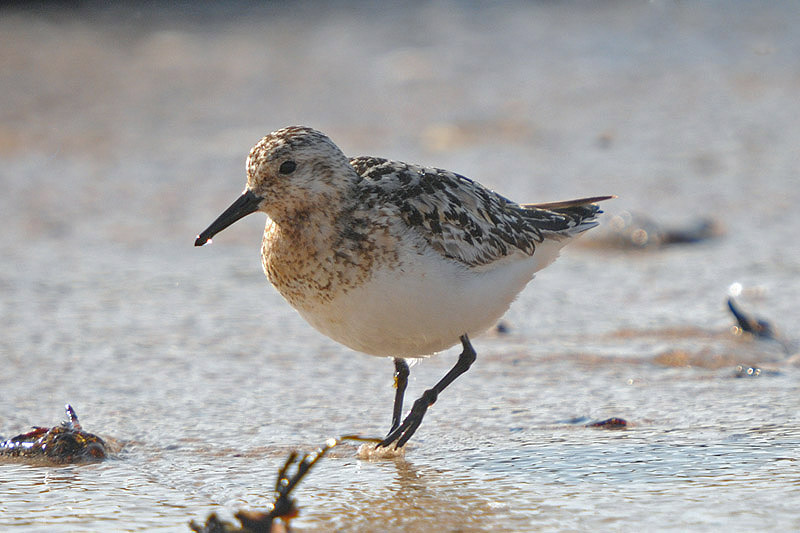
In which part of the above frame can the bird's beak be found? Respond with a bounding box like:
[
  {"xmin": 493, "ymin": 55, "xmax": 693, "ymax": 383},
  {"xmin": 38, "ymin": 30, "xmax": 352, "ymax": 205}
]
[{"xmin": 195, "ymin": 189, "xmax": 262, "ymax": 246}]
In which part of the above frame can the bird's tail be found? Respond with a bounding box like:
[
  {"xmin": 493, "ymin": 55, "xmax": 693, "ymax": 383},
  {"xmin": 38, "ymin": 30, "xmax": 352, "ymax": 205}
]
[{"xmin": 520, "ymin": 195, "xmax": 615, "ymax": 235}]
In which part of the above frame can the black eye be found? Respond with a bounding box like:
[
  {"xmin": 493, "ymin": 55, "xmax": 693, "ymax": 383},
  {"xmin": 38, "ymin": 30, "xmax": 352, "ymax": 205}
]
[{"xmin": 279, "ymin": 160, "xmax": 296, "ymax": 174}]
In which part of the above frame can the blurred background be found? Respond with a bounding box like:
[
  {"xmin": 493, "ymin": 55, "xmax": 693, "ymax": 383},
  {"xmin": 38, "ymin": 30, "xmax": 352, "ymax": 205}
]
[{"xmin": 1, "ymin": 1, "xmax": 798, "ymax": 531}]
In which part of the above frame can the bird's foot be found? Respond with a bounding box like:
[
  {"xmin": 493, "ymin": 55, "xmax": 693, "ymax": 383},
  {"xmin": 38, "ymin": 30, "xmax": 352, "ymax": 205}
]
[{"xmin": 377, "ymin": 389, "xmax": 437, "ymax": 449}]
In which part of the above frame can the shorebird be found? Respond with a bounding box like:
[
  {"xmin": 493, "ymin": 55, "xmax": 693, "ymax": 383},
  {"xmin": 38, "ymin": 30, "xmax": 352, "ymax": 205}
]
[{"xmin": 196, "ymin": 126, "xmax": 611, "ymax": 449}]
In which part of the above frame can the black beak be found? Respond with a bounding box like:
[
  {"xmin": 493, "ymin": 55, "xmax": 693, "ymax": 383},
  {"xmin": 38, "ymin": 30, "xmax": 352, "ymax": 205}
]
[{"xmin": 195, "ymin": 189, "xmax": 262, "ymax": 246}]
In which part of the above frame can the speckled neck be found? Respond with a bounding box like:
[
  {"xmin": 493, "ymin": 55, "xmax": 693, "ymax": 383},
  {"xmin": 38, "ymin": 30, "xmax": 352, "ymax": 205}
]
[{"xmin": 260, "ymin": 201, "xmax": 399, "ymax": 310}]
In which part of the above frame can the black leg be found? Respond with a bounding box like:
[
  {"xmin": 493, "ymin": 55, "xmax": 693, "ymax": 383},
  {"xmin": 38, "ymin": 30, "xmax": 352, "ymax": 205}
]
[
  {"xmin": 390, "ymin": 358, "xmax": 410, "ymax": 433},
  {"xmin": 378, "ymin": 334, "xmax": 477, "ymax": 449}
]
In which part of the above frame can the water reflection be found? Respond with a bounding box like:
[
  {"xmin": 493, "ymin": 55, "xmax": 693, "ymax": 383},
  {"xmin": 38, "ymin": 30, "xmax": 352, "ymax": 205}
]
[{"xmin": 2, "ymin": 1, "xmax": 800, "ymax": 531}]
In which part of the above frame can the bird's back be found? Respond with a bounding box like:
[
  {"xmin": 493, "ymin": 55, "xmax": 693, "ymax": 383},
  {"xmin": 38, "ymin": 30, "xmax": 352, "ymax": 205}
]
[{"xmin": 349, "ymin": 156, "xmax": 609, "ymax": 270}]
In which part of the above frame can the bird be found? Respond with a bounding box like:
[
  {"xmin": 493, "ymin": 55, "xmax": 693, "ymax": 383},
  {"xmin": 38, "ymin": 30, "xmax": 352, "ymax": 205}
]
[{"xmin": 195, "ymin": 125, "xmax": 612, "ymax": 449}]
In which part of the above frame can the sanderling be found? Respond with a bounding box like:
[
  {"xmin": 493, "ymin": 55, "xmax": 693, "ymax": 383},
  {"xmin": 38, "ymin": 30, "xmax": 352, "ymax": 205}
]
[{"xmin": 196, "ymin": 126, "xmax": 612, "ymax": 449}]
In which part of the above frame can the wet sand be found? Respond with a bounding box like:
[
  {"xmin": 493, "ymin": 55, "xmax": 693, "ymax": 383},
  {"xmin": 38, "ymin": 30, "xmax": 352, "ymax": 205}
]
[{"xmin": 1, "ymin": 1, "xmax": 799, "ymax": 531}]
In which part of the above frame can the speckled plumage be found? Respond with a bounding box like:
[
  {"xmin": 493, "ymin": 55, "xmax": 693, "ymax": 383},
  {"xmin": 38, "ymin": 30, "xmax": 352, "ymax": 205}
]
[
  {"xmin": 198, "ymin": 125, "xmax": 609, "ymax": 357},
  {"xmin": 348, "ymin": 156, "xmax": 603, "ymax": 268},
  {"xmin": 196, "ymin": 126, "xmax": 611, "ymax": 448}
]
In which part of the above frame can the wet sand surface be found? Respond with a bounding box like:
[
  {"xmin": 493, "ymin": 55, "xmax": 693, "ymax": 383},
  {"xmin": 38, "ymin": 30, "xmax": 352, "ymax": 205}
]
[{"xmin": 1, "ymin": 1, "xmax": 799, "ymax": 531}]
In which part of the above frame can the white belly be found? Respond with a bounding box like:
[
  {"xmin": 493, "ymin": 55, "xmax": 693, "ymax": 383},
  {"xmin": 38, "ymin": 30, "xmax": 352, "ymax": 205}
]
[{"xmin": 295, "ymin": 240, "xmax": 567, "ymax": 358}]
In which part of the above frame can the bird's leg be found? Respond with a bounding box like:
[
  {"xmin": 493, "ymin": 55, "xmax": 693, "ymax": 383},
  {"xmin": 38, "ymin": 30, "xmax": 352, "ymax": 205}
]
[
  {"xmin": 390, "ymin": 358, "xmax": 410, "ymax": 434},
  {"xmin": 378, "ymin": 334, "xmax": 477, "ymax": 449}
]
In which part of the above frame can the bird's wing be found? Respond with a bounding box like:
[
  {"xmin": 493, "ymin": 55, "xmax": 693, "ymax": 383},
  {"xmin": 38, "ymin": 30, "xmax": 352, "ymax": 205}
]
[{"xmin": 350, "ymin": 157, "xmax": 611, "ymax": 267}]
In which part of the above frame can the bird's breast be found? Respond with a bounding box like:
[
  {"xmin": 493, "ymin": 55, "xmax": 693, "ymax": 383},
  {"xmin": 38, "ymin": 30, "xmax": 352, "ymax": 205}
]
[{"xmin": 260, "ymin": 216, "xmax": 400, "ymax": 311}]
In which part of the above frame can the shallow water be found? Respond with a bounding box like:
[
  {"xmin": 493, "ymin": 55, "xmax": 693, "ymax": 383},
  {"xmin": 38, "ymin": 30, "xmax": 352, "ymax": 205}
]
[{"xmin": 1, "ymin": 1, "xmax": 799, "ymax": 531}]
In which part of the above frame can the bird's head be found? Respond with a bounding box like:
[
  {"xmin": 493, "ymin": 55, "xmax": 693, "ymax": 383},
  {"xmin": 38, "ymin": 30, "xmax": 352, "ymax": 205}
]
[{"xmin": 195, "ymin": 126, "xmax": 356, "ymax": 246}]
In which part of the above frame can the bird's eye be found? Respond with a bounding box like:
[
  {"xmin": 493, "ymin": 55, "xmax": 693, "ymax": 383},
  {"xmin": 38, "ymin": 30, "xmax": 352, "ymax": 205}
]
[{"xmin": 279, "ymin": 160, "xmax": 296, "ymax": 174}]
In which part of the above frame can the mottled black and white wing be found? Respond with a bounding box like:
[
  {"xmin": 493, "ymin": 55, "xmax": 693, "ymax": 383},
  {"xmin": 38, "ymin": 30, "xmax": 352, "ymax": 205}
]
[{"xmin": 350, "ymin": 156, "xmax": 611, "ymax": 267}]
